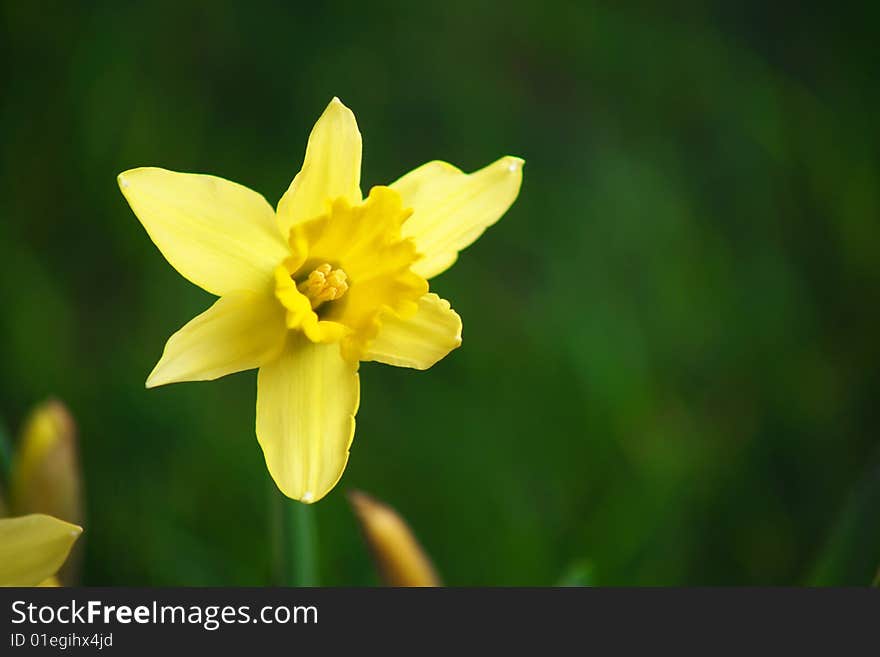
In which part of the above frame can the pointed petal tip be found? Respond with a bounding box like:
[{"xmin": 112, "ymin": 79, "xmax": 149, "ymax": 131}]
[
  {"xmin": 267, "ymin": 458, "xmax": 351, "ymax": 505},
  {"xmin": 145, "ymin": 369, "xmax": 163, "ymax": 389},
  {"xmin": 327, "ymin": 96, "xmax": 351, "ymax": 112},
  {"xmin": 274, "ymin": 483, "xmax": 327, "ymax": 504},
  {"xmin": 320, "ymin": 96, "xmax": 358, "ymax": 128},
  {"xmin": 502, "ymin": 156, "xmax": 525, "ymax": 172},
  {"xmin": 33, "ymin": 513, "xmax": 83, "ymax": 538},
  {"xmin": 117, "ymin": 167, "xmax": 153, "ymax": 191}
]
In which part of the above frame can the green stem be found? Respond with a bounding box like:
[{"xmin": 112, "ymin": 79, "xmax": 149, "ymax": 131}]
[
  {"xmin": 288, "ymin": 501, "xmax": 318, "ymax": 586},
  {"xmin": 272, "ymin": 489, "xmax": 319, "ymax": 586}
]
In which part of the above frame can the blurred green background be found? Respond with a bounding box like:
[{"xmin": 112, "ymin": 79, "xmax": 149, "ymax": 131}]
[{"xmin": 1, "ymin": 1, "xmax": 878, "ymax": 585}]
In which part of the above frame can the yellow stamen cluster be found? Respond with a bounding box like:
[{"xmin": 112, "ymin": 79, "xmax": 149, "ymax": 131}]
[{"xmin": 297, "ymin": 263, "xmax": 349, "ymax": 309}]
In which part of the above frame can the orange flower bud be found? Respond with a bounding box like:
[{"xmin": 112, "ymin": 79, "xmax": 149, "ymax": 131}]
[{"xmin": 348, "ymin": 490, "xmax": 441, "ymax": 587}]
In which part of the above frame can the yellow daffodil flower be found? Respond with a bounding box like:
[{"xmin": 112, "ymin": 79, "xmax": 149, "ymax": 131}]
[
  {"xmin": 0, "ymin": 514, "xmax": 82, "ymax": 586},
  {"xmin": 118, "ymin": 97, "xmax": 523, "ymax": 503}
]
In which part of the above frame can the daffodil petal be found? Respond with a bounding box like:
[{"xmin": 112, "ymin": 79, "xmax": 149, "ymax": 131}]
[
  {"xmin": 147, "ymin": 292, "xmax": 287, "ymax": 388},
  {"xmin": 118, "ymin": 167, "xmax": 289, "ymax": 296},
  {"xmin": 277, "ymin": 98, "xmax": 363, "ymax": 238},
  {"xmin": 392, "ymin": 156, "xmax": 524, "ymax": 279},
  {"xmin": 364, "ymin": 293, "xmax": 462, "ymax": 370},
  {"xmin": 0, "ymin": 515, "xmax": 82, "ymax": 587},
  {"xmin": 256, "ymin": 334, "xmax": 360, "ymax": 503}
]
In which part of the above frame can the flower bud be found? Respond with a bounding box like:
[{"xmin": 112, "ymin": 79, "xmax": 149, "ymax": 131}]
[
  {"xmin": 348, "ymin": 490, "xmax": 441, "ymax": 587},
  {"xmin": 11, "ymin": 400, "xmax": 84, "ymax": 584}
]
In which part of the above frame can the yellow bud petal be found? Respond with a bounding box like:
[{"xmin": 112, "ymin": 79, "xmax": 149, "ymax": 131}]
[
  {"xmin": 11, "ymin": 400, "xmax": 84, "ymax": 584},
  {"xmin": 348, "ymin": 490, "xmax": 441, "ymax": 587},
  {"xmin": 12, "ymin": 400, "xmax": 83, "ymax": 523}
]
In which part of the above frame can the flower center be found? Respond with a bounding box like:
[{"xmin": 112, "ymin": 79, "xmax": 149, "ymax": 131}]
[{"xmin": 296, "ymin": 263, "xmax": 349, "ymax": 309}]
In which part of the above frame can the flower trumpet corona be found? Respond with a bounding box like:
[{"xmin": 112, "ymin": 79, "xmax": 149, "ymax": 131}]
[{"xmin": 119, "ymin": 97, "xmax": 523, "ymax": 503}]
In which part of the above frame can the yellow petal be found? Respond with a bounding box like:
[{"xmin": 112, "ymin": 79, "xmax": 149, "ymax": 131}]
[
  {"xmin": 0, "ymin": 515, "xmax": 82, "ymax": 587},
  {"xmin": 118, "ymin": 168, "xmax": 289, "ymax": 296},
  {"xmin": 348, "ymin": 490, "xmax": 442, "ymax": 587},
  {"xmin": 256, "ymin": 334, "xmax": 360, "ymax": 503},
  {"xmin": 277, "ymin": 98, "xmax": 363, "ymax": 238},
  {"xmin": 392, "ymin": 156, "xmax": 524, "ymax": 279},
  {"xmin": 147, "ymin": 291, "xmax": 288, "ymax": 388},
  {"xmin": 363, "ymin": 293, "xmax": 462, "ymax": 370}
]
